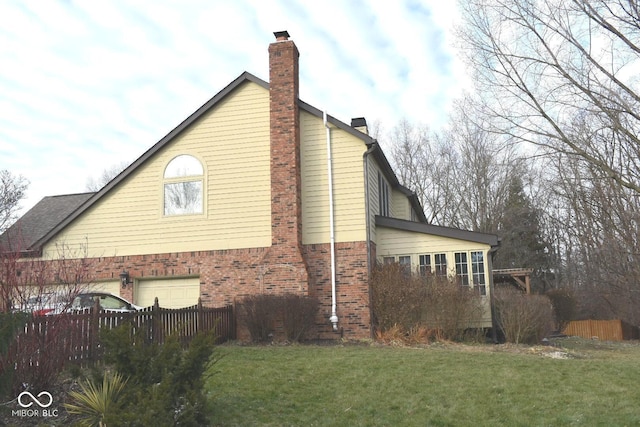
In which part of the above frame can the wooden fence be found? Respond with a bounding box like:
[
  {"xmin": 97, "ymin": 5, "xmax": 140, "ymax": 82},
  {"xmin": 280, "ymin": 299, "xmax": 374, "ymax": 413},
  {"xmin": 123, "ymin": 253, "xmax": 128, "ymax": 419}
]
[
  {"xmin": 5, "ymin": 300, "xmax": 235, "ymax": 367},
  {"xmin": 563, "ymin": 319, "xmax": 638, "ymax": 341}
]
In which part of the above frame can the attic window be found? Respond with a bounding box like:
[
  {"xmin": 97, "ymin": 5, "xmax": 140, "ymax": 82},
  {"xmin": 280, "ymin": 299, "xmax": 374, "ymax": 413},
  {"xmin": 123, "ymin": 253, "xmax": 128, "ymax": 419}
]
[{"xmin": 163, "ymin": 155, "xmax": 204, "ymax": 216}]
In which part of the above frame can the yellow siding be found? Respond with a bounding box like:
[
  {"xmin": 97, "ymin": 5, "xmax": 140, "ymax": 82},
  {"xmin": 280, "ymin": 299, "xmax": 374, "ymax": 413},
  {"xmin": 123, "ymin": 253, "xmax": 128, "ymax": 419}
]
[
  {"xmin": 377, "ymin": 227, "xmax": 491, "ymax": 260},
  {"xmin": 301, "ymin": 112, "xmax": 367, "ymax": 244},
  {"xmin": 366, "ymin": 156, "xmax": 379, "ymax": 243},
  {"xmin": 43, "ymin": 81, "xmax": 272, "ymax": 258},
  {"xmin": 391, "ymin": 188, "xmax": 411, "ymax": 220}
]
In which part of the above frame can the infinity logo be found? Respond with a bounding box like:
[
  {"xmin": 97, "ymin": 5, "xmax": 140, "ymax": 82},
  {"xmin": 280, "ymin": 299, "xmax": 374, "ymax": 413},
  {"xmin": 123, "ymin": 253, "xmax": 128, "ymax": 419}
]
[{"xmin": 17, "ymin": 391, "xmax": 53, "ymax": 408}]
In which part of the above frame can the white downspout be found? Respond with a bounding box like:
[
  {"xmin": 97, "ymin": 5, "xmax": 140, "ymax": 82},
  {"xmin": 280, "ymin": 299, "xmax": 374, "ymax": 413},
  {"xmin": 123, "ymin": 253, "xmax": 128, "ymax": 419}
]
[{"xmin": 324, "ymin": 111, "xmax": 339, "ymax": 331}]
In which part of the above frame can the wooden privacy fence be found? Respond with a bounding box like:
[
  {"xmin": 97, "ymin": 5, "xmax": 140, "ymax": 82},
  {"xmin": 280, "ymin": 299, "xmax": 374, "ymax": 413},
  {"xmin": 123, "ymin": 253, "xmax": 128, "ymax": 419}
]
[
  {"xmin": 563, "ymin": 319, "xmax": 638, "ymax": 341},
  {"xmin": 6, "ymin": 300, "xmax": 235, "ymax": 366}
]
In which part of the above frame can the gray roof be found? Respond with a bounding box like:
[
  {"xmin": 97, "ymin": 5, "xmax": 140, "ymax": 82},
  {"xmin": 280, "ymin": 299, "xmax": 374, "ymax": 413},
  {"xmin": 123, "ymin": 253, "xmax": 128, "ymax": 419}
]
[
  {"xmin": 0, "ymin": 193, "xmax": 94, "ymax": 254},
  {"xmin": 376, "ymin": 216, "xmax": 500, "ymax": 249}
]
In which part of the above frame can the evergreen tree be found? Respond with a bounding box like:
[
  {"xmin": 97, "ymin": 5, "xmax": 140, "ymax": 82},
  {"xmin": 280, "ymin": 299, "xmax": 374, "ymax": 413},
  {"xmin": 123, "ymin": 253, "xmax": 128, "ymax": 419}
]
[{"xmin": 494, "ymin": 176, "xmax": 550, "ymax": 291}]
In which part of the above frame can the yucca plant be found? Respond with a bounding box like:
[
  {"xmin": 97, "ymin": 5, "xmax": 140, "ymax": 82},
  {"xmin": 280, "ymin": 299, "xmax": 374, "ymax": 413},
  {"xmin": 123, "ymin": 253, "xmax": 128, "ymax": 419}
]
[{"xmin": 64, "ymin": 371, "xmax": 128, "ymax": 427}]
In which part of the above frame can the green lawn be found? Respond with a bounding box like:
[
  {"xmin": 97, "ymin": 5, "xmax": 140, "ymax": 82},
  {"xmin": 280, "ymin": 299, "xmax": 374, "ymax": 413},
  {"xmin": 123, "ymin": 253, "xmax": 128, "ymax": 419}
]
[{"xmin": 207, "ymin": 339, "xmax": 640, "ymax": 426}]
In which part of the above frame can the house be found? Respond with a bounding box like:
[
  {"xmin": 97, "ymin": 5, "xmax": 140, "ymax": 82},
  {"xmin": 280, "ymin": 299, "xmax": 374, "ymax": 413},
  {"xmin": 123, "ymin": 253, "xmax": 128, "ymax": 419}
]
[{"xmin": 1, "ymin": 31, "xmax": 499, "ymax": 339}]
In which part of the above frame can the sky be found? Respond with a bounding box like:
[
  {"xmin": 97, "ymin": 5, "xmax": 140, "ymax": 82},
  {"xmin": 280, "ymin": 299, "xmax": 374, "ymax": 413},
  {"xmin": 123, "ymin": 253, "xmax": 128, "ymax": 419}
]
[{"xmin": 0, "ymin": 0, "xmax": 469, "ymax": 215}]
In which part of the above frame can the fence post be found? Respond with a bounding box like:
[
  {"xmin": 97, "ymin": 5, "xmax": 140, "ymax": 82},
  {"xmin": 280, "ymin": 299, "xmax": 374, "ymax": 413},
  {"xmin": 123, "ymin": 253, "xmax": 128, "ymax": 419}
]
[
  {"xmin": 153, "ymin": 297, "xmax": 160, "ymax": 344},
  {"xmin": 89, "ymin": 298, "xmax": 100, "ymax": 361},
  {"xmin": 197, "ymin": 297, "xmax": 203, "ymax": 335},
  {"xmin": 230, "ymin": 304, "xmax": 236, "ymax": 340}
]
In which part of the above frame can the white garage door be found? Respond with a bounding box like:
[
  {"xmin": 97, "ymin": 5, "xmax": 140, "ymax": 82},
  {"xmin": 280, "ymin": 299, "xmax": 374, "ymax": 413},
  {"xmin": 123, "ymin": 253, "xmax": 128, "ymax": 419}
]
[
  {"xmin": 88, "ymin": 281, "xmax": 120, "ymax": 296},
  {"xmin": 135, "ymin": 278, "xmax": 200, "ymax": 309}
]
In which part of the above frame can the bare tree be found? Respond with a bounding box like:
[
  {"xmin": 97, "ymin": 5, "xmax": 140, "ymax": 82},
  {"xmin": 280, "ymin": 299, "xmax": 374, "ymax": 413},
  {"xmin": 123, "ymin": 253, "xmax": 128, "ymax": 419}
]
[
  {"xmin": 458, "ymin": 0, "xmax": 640, "ymax": 195},
  {"xmin": 386, "ymin": 98, "xmax": 522, "ymax": 233},
  {"xmin": 0, "ymin": 240, "xmax": 94, "ymax": 313},
  {"xmin": 543, "ymin": 150, "xmax": 640, "ymax": 324},
  {"xmin": 0, "ymin": 170, "xmax": 28, "ymax": 233},
  {"xmin": 85, "ymin": 161, "xmax": 129, "ymax": 192},
  {"xmin": 389, "ymin": 119, "xmax": 461, "ymax": 225}
]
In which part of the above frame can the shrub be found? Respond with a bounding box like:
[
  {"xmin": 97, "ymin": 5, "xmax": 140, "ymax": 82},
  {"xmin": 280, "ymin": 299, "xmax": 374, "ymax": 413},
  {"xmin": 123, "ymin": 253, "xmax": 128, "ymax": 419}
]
[
  {"xmin": 239, "ymin": 293, "xmax": 319, "ymax": 342},
  {"xmin": 493, "ymin": 288, "xmax": 554, "ymax": 344},
  {"xmin": 421, "ymin": 276, "xmax": 485, "ymax": 342},
  {"xmin": 370, "ymin": 263, "xmax": 425, "ymax": 332},
  {"xmin": 0, "ymin": 311, "xmax": 29, "ymax": 398},
  {"xmin": 371, "ymin": 263, "xmax": 484, "ymax": 342},
  {"xmin": 99, "ymin": 324, "xmax": 217, "ymax": 425},
  {"xmin": 545, "ymin": 288, "xmax": 576, "ymax": 332},
  {"xmin": 281, "ymin": 294, "xmax": 319, "ymax": 342},
  {"xmin": 239, "ymin": 294, "xmax": 280, "ymax": 342},
  {"xmin": 0, "ymin": 312, "xmax": 76, "ymax": 398}
]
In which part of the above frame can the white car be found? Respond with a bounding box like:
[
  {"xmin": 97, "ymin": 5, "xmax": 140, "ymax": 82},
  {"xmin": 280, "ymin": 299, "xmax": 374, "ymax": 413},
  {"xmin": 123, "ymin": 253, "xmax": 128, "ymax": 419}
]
[
  {"xmin": 13, "ymin": 292, "xmax": 64, "ymax": 316},
  {"xmin": 71, "ymin": 292, "xmax": 142, "ymax": 312}
]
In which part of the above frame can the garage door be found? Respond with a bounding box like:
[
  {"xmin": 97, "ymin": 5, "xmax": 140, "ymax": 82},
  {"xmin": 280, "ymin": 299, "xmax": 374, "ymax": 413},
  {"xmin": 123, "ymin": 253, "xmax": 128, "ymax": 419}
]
[
  {"xmin": 88, "ymin": 281, "xmax": 120, "ymax": 296},
  {"xmin": 135, "ymin": 278, "xmax": 200, "ymax": 309}
]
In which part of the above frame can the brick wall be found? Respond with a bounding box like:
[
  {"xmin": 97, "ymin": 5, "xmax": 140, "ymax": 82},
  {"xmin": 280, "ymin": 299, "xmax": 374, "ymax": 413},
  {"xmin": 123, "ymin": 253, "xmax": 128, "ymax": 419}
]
[
  {"xmin": 84, "ymin": 240, "xmax": 373, "ymax": 339},
  {"xmin": 303, "ymin": 241, "xmax": 372, "ymax": 339}
]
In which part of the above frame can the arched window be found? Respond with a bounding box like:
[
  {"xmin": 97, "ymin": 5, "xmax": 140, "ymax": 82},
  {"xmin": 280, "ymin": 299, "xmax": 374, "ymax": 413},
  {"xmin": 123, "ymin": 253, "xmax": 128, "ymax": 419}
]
[{"xmin": 163, "ymin": 155, "xmax": 204, "ymax": 216}]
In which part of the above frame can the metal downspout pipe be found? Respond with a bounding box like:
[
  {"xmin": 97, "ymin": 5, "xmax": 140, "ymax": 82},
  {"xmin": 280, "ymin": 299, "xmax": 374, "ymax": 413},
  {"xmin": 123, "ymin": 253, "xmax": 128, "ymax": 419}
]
[
  {"xmin": 363, "ymin": 143, "xmax": 376, "ymax": 337},
  {"xmin": 324, "ymin": 111, "xmax": 339, "ymax": 331}
]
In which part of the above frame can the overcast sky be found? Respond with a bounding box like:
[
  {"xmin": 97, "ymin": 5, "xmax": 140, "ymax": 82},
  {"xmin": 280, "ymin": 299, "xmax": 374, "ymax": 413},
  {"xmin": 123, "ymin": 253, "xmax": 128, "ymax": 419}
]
[{"xmin": 0, "ymin": 1, "xmax": 468, "ymax": 214}]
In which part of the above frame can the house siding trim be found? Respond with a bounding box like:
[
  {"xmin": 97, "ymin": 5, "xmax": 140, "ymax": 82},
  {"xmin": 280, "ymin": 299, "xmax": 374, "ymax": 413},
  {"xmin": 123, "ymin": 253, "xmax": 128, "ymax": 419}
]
[{"xmin": 376, "ymin": 216, "xmax": 499, "ymax": 248}]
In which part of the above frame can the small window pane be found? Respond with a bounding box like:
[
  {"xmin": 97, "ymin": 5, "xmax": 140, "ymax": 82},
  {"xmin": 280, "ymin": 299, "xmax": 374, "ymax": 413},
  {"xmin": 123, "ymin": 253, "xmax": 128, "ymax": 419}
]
[
  {"xmin": 399, "ymin": 256, "xmax": 411, "ymax": 274},
  {"xmin": 419, "ymin": 254, "xmax": 431, "ymax": 276},
  {"xmin": 435, "ymin": 253, "xmax": 447, "ymax": 276},
  {"xmin": 164, "ymin": 155, "xmax": 203, "ymax": 178},
  {"xmin": 455, "ymin": 252, "xmax": 469, "ymax": 286},
  {"xmin": 472, "ymin": 251, "xmax": 486, "ymax": 295},
  {"xmin": 164, "ymin": 181, "xmax": 203, "ymax": 215}
]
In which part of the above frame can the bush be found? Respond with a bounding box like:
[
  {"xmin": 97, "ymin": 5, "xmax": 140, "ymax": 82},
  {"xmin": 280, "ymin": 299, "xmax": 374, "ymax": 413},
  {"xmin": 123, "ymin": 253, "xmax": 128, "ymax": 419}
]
[
  {"xmin": 545, "ymin": 288, "xmax": 576, "ymax": 332},
  {"xmin": 0, "ymin": 312, "xmax": 75, "ymax": 398},
  {"xmin": 239, "ymin": 293, "xmax": 319, "ymax": 342},
  {"xmin": 371, "ymin": 263, "xmax": 484, "ymax": 342},
  {"xmin": 239, "ymin": 294, "xmax": 280, "ymax": 342},
  {"xmin": 99, "ymin": 324, "xmax": 217, "ymax": 426},
  {"xmin": 281, "ymin": 294, "xmax": 319, "ymax": 342},
  {"xmin": 370, "ymin": 263, "xmax": 425, "ymax": 332},
  {"xmin": 0, "ymin": 311, "xmax": 29, "ymax": 398},
  {"xmin": 421, "ymin": 277, "xmax": 485, "ymax": 342},
  {"xmin": 493, "ymin": 288, "xmax": 554, "ymax": 344}
]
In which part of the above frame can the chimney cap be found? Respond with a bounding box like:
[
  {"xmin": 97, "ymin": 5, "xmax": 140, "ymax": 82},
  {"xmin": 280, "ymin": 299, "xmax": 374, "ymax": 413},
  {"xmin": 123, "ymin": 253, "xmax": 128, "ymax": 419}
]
[
  {"xmin": 273, "ymin": 30, "xmax": 290, "ymax": 41},
  {"xmin": 351, "ymin": 117, "xmax": 367, "ymax": 128}
]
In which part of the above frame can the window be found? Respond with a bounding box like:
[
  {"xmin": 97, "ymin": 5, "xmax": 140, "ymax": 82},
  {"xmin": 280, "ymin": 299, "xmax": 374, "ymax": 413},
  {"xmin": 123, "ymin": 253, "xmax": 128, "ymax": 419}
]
[
  {"xmin": 472, "ymin": 251, "xmax": 486, "ymax": 295},
  {"xmin": 383, "ymin": 256, "xmax": 395, "ymax": 265},
  {"xmin": 434, "ymin": 253, "xmax": 447, "ymax": 276},
  {"xmin": 163, "ymin": 155, "xmax": 204, "ymax": 216},
  {"xmin": 455, "ymin": 252, "xmax": 469, "ymax": 286},
  {"xmin": 399, "ymin": 256, "xmax": 411, "ymax": 274},
  {"xmin": 378, "ymin": 171, "xmax": 390, "ymax": 216},
  {"xmin": 419, "ymin": 254, "xmax": 431, "ymax": 276}
]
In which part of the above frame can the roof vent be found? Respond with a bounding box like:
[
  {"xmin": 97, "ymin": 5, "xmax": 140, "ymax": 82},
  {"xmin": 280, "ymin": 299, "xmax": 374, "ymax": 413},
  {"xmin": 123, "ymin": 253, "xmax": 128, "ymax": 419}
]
[{"xmin": 273, "ymin": 31, "xmax": 290, "ymax": 41}]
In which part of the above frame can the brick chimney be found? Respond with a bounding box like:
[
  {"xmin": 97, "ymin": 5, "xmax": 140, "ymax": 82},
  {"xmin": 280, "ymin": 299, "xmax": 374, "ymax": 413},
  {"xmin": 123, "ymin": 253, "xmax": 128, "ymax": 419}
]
[{"xmin": 265, "ymin": 30, "xmax": 308, "ymax": 292}]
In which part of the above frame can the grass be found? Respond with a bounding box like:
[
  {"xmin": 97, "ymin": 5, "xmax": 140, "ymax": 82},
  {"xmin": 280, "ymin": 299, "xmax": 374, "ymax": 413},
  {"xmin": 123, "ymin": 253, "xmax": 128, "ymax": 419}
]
[{"xmin": 207, "ymin": 338, "xmax": 640, "ymax": 426}]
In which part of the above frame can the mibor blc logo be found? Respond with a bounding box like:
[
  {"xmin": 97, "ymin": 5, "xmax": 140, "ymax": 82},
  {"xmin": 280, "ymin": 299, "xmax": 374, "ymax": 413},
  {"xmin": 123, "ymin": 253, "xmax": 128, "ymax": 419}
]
[{"xmin": 12, "ymin": 391, "xmax": 58, "ymax": 418}]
